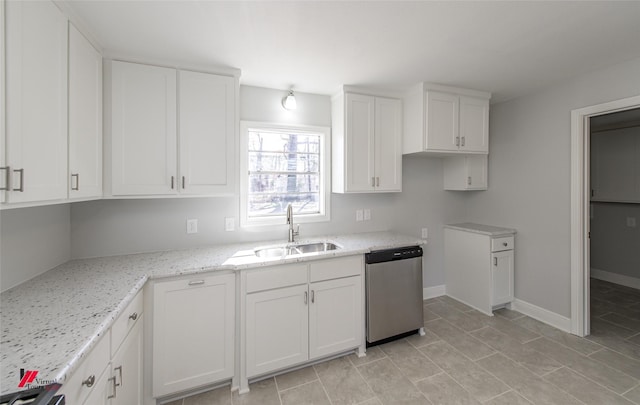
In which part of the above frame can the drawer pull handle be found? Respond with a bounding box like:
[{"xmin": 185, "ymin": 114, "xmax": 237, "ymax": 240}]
[
  {"xmin": 114, "ymin": 365, "xmax": 123, "ymax": 386},
  {"xmin": 494, "ymin": 257, "xmax": 498, "ymax": 266},
  {"xmin": 311, "ymin": 290, "xmax": 315, "ymax": 303},
  {"xmin": 128, "ymin": 312, "xmax": 138, "ymax": 321},
  {"xmin": 0, "ymin": 166, "xmax": 9, "ymax": 190},
  {"xmin": 188, "ymin": 280, "xmax": 205, "ymax": 286},
  {"xmin": 503, "ymin": 242, "xmax": 508, "ymax": 247},
  {"xmin": 304, "ymin": 291, "xmax": 308, "ymax": 305},
  {"xmin": 13, "ymin": 169, "xmax": 24, "ymax": 192},
  {"xmin": 107, "ymin": 376, "xmax": 117, "ymax": 399},
  {"xmin": 82, "ymin": 375, "xmax": 95, "ymax": 387},
  {"xmin": 71, "ymin": 173, "xmax": 79, "ymax": 190}
]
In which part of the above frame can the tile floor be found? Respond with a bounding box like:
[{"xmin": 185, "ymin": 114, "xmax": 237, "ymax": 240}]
[{"xmin": 168, "ymin": 278, "xmax": 640, "ymax": 405}]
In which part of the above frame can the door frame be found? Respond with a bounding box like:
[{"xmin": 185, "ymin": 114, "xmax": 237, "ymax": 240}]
[{"xmin": 570, "ymin": 95, "xmax": 640, "ymax": 336}]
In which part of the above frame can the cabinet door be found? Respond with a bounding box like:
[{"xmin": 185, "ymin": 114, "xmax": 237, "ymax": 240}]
[
  {"xmin": 443, "ymin": 155, "xmax": 487, "ymax": 190},
  {"xmin": 111, "ymin": 318, "xmax": 143, "ymax": 405},
  {"xmin": 179, "ymin": 71, "xmax": 235, "ymax": 195},
  {"xmin": 5, "ymin": 0, "xmax": 68, "ymax": 203},
  {"xmin": 82, "ymin": 367, "xmax": 111, "ymax": 405},
  {"xmin": 459, "ymin": 96, "xmax": 489, "ymax": 153},
  {"xmin": 374, "ymin": 97, "xmax": 402, "ymax": 192},
  {"xmin": 309, "ymin": 276, "xmax": 362, "ymax": 359},
  {"xmin": 344, "ymin": 93, "xmax": 375, "ymax": 192},
  {"xmin": 153, "ymin": 273, "xmax": 235, "ymax": 397},
  {"xmin": 491, "ymin": 250, "xmax": 514, "ymax": 307},
  {"xmin": 111, "ymin": 61, "xmax": 177, "ymax": 196},
  {"xmin": 246, "ymin": 284, "xmax": 309, "ymax": 377},
  {"xmin": 69, "ymin": 24, "xmax": 102, "ymax": 199},
  {"xmin": 425, "ymin": 91, "xmax": 459, "ymax": 152}
]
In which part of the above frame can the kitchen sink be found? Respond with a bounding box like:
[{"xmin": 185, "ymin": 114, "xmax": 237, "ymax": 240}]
[{"xmin": 254, "ymin": 242, "xmax": 340, "ymax": 258}]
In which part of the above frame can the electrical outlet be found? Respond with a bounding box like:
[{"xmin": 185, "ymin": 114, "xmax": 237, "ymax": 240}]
[
  {"xmin": 225, "ymin": 217, "xmax": 235, "ymax": 231},
  {"xmin": 421, "ymin": 228, "xmax": 428, "ymax": 239},
  {"xmin": 364, "ymin": 209, "xmax": 371, "ymax": 221},
  {"xmin": 356, "ymin": 209, "xmax": 363, "ymax": 222},
  {"xmin": 627, "ymin": 217, "xmax": 637, "ymax": 228},
  {"xmin": 186, "ymin": 219, "xmax": 198, "ymax": 234}
]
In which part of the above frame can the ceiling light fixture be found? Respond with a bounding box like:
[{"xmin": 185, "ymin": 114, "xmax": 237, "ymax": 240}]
[{"xmin": 282, "ymin": 90, "xmax": 297, "ymax": 111}]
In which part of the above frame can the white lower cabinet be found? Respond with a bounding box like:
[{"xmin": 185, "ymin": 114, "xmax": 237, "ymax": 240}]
[
  {"xmin": 245, "ymin": 284, "xmax": 309, "ymax": 377},
  {"xmin": 308, "ymin": 276, "xmax": 362, "ymax": 359},
  {"xmin": 59, "ymin": 291, "xmax": 143, "ymax": 405},
  {"xmin": 445, "ymin": 225, "xmax": 515, "ymax": 316},
  {"xmin": 243, "ymin": 256, "xmax": 364, "ymax": 387},
  {"xmin": 491, "ymin": 250, "xmax": 514, "ymax": 307},
  {"xmin": 152, "ymin": 273, "xmax": 235, "ymax": 398}
]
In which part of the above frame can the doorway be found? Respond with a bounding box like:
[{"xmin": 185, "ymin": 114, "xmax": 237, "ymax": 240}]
[{"xmin": 570, "ymin": 95, "xmax": 640, "ymax": 337}]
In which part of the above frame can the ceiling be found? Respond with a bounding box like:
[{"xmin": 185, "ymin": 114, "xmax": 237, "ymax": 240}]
[{"xmin": 65, "ymin": 1, "xmax": 640, "ymax": 103}]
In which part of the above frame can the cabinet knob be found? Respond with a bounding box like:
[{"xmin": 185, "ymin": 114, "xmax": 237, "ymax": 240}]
[
  {"xmin": 82, "ymin": 375, "xmax": 95, "ymax": 388},
  {"xmin": 503, "ymin": 242, "xmax": 508, "ymax": 247},
  {"xmin": 128, "ymin": 312, "xmax": 138, "ymax": 321}
]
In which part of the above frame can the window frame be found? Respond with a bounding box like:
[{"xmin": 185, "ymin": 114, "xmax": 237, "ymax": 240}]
[{"xmin": 239, "ymin": 121, "xmax": 331, "ymax": 227}]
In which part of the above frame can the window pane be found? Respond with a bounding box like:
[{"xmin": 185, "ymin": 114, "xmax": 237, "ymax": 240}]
[
  {"xmin": 248, "ymin": 152, "xmax": 319, "ymax": 173},
  {"xmin": 249, "ymin": 174, "xmax": 320, "ymax": 194},
  {"xmin": 248, "ymin": 193, "xmax": 319, "ymax": 217},
  {"xmin": 248, "ymin": 131, "xmax": 320, "ymax": 154}
]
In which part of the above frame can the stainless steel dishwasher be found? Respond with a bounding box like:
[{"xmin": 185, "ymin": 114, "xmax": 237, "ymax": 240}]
[{"xmin": 365, "ymin": 246, "xmax": 425, "ymax": 344}]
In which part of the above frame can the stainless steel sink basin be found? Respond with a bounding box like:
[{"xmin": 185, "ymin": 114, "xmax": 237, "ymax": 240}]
[
  {"xmin": 254, "ymin": 242, "xmax": 340, "ymax": 258},
  {"xmin": 294, "ymin": 242, "xmax": 340, "ymax": 254}
]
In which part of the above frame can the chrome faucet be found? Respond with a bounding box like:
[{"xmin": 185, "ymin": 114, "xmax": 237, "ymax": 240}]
[{"xmin": 286, "ymin": 203, "xmax": 300, "ymax": 243}]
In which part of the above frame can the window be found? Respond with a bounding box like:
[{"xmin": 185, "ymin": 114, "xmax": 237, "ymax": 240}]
[{"xmin": 240, "ymin": 121, "xmax": 330, "ymax": 226}]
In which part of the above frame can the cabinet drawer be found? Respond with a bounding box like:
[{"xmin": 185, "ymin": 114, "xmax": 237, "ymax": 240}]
[
  {"xmin": 111, "ymin": 289, "xmax": 143, "ymax": 355},
  {"xmin": 491, "ymin": 236, "xmax": 514, "ymax": 252},
  {"xmin": 246, "ymin": 263, "xmax": 308, "ymax": 293},
  {"xmin": 310, "ymin": 255, "xmax": 363, "ymax": 282},
  {"xmin": 58, "ymin": 334, "xmax": 110, "ymax": 405}
]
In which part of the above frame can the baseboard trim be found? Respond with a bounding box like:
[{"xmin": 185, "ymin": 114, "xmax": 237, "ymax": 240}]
[
  {"xmin": 511, "ymin": 298, "xmax": 571, "ymax": 333},
  {"xmin": 591, "ymin": 268, "xmax": 640, "ymax": 290},
  {"xmin": 423, "ymin": 285, "xmax": 446, "ymax": 300}
]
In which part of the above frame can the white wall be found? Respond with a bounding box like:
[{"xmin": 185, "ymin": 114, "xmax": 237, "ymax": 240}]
[
  {"xmin": 591, "ymin": 203, "xmax": 640, "ymax": 279},
  {"xmin": 467, "ymin": 56, "xmax": 640, "ymax": 318},
  {"xmin": 0, "ymin": 204, "xmax": 71, "ymax": 291},
  {"xmin": 392, "ymin": 155, "xmax": 469, "ymax": 287}
]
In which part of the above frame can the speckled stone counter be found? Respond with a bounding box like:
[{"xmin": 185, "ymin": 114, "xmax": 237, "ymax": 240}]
[
  {"xmin": 444, "ymin": 222, "xmax": 516, "ymax": 237},
  {"xmin": 0, "ymin": 231, "xmax": 425, "ymax": 394}
]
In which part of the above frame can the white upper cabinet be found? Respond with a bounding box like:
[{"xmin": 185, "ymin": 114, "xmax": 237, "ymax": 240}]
[
  {"xmin": 69, "ymin": 24, "xmax": 102, "ymax": 200},
  {"xmin": 5, "ymin": 0, "xmax": 68, "ymax": 203},
  {"xmin": 110, "ymin": 61, "xmax": 178, "ymax": 196},
  {"xmin": 107, "ymin": 60, "xmax": 237, "ymax": 197},
  {"xmin": 404, "ymin": 83, "xmax": 490, "ymax": 155},
  {"xmin": 332, "ymin": 89, "xmax": 402, "ymax": 193},
  {"xmin": 443, "ymin": 155, "xmax": 488, "ymax": 190},
  {"xmin": 178, "ymin": 70, "xmax": 235, "ymax": 195}
]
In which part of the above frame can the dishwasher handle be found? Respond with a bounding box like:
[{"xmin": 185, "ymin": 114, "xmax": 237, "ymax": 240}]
[{"xmin": 365, "ymin": 246, "xmax": 422, "ymax": 264}]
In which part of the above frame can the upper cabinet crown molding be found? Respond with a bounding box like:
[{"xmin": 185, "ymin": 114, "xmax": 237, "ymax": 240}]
[{"xmin": 403, "ymin": 82, "xmax": 491, "ymax": 156}]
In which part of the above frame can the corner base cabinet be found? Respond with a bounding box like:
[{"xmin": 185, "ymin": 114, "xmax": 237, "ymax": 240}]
[
  {"xmin": 444, "ymin": 223, "xmax": 515, "ymax": 316},
  {"xmin": 152, "ymin": 272, "xmax": 235, "ymax": 398},
  {"xmin": 241, "ymin": 255, "xmax": 364, "ymax": 392}
]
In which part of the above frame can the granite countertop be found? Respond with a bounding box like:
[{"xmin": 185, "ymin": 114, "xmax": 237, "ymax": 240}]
[
  {"xmin": 0, "ymin": 231, "xmax": 425, "ymax": 394},
  {"xmin": 444, "ymin": 222, "xmax": 516, "ymax": 237}
]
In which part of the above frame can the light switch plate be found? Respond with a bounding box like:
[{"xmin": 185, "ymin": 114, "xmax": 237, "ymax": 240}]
[
  {"xmin": 356, "ymin": 209, "xmax": 363, "ymax": 222},
  {"xmin": 421, "ymin": 228, "xmax": 428, "ymax": 238},
  {"xmin": 225, "ymin": 217, "xmax": 235, "ymax": 231},
  {"xmin": 186, "ymin": 219, "xmax": 198, "ymax": 234},
  {"xmin": 364, "ymin": 209, "xmax": 371, "ymax": 221}
]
